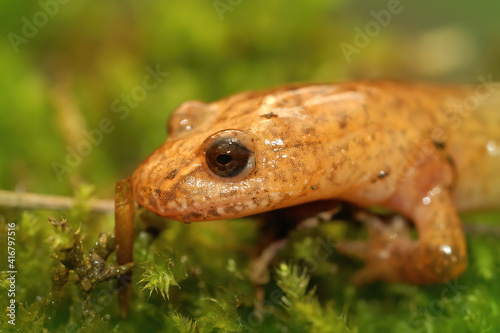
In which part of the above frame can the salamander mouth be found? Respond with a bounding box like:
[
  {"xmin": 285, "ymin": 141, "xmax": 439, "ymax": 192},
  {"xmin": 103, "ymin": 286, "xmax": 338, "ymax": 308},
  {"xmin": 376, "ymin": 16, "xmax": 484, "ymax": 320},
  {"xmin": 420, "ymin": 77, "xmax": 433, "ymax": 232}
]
[
  {"xmin": 136, "ymin": 188, "xmax": 260, "ymax": 222},
  {"xmin": 174, "ymin": 191, "xmax": 301, "ymax": 222},
  {"xmin": 176, "ymin": 200, "xmax": 260, "ymax": 222},
  {"xmin": 133, "ymin": 180, "xmax": 293, "ymax": 222}
]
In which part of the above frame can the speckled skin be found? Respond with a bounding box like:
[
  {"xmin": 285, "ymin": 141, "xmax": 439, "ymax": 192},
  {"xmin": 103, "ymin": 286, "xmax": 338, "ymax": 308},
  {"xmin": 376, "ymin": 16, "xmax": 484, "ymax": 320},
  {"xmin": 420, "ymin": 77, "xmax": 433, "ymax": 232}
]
[{"xmin": 130, "ymin": 81, "xmax": 500, "ymax": 284}]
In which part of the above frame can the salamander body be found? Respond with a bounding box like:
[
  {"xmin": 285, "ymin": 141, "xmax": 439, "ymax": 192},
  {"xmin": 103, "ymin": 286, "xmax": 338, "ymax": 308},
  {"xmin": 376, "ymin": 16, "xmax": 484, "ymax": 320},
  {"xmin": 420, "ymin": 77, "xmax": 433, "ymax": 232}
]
[{"xmin": 129, "ymin": 81, "xmax": 500, "ymax": 283}]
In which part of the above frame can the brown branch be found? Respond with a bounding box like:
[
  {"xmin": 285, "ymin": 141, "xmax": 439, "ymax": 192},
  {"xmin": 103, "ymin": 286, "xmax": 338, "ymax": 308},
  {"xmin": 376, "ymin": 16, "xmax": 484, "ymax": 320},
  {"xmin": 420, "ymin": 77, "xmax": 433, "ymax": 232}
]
[
  {"xmin": 462, "ymin": 222, "xmax": 500, "ymax": 237},
  {"xmin": 3, "ymin": 189, "xmax": 499, "ymax": 237},
  {"xmin": 0, "ymin": 190, "xmax": 114, "ymax": 213}
]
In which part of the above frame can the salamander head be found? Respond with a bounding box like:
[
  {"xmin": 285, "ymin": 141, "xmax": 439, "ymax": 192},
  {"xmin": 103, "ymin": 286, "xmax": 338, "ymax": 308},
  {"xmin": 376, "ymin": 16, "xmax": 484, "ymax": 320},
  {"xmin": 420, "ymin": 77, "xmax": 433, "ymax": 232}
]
[{"xmin": 131, "ymin": 85, "xmax": 343, "ymax": 222}]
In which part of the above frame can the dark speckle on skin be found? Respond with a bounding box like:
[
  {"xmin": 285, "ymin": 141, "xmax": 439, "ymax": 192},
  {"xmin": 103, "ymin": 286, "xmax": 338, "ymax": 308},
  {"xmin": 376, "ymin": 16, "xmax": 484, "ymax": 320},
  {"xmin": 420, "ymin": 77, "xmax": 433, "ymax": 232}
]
[
  {"xmin": 433, "ymin": 140, "xmax": 446, "ymax": 150},
  {"xmin": 261, "ymin": 112, "xmax": 278, "ymax": 118},
  {"xmin": 207, "ymin": 207, "xmax": 220, "ymax": 218},
  {"xmin": 182, "ymin": 211, "xmax": 202, "ymax": 221},
  {"xmin": 218, "ymin": 190, "xmax": 239, "ymax": 198},
  {"xmin": 446, "ymin": 154, "xmax": 457, "ymax": 183},
  {"xmin": 165, "ymin": 168, "xmax": 179, "ymax": 180},
  {"xmin": 224, "ymin": 205, "xmax": 239, "ymax": 214},
  {"xmin": 377, "ymin": 170, "xmax": 389, "ymax": 179},
  {"xmin": 338, "ymin": 117, "xmax": 347, "ymax": 129},
  {"xmin": 372, "ymin": 170, "xmax": 390, "ymax": 183}
]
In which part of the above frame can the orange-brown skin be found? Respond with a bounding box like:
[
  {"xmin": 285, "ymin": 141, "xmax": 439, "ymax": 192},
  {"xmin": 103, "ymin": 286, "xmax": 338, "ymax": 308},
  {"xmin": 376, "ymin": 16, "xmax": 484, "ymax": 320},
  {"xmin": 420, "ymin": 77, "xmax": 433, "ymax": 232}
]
[{"xmin": 128, "ymin": 81, "xmax": 500, "ymax": 284}]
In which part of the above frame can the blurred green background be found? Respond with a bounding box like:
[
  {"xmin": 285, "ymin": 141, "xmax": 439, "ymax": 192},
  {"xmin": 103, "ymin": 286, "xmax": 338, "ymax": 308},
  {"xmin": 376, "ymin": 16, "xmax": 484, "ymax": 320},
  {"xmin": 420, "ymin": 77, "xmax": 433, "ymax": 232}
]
[
  {"xmin": 1, "ymin": 0, "xmax": 499, "ymax": 197},
  {"xmin": 1, "ymin": 1, "xmax": 500, "ymax": 332}
]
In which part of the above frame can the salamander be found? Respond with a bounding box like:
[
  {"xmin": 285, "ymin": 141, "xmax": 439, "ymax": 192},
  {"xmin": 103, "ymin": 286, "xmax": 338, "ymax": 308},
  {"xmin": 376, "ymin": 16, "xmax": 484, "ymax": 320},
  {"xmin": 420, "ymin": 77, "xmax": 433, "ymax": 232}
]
[{"xmin": 116, "ymin": 80, "xmax": 500, "ymax": 292}]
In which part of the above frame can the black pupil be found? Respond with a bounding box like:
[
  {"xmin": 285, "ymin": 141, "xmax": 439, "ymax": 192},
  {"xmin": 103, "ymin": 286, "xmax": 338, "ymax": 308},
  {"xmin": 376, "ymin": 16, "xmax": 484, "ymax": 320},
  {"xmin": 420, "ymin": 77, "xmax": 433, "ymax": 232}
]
[
  {"xmin": 216, "ymin": 154, "xmax": 232, "ymax": 165},
  {"xmin": 206, "ymin": 139, "xmax": 250, "ymax": 177}
]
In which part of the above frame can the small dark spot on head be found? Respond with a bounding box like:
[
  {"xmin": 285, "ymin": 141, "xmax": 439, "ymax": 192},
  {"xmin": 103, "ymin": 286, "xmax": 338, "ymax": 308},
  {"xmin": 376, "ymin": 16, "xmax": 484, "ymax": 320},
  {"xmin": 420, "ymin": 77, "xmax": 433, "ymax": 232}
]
[
  {"xmin": 446, "ymin": 155, "xmax": 455, "ymax": 169},
  {"xmin": 445, "ymin": 154, "xmax": 457, "ymax": 187},
  {"xmin": 338, "ymin": 119, "xmax": 347, "ymax": 129},
  {"xmin": 311, "ymin": 186, "xmax": 316, "ymax": 190},
  {"xmin": 165, "ymin": 168, "xmax": 179, "ymax": 180},
  {"xmin": 301, "ymin": 125, "xmax": 316, "ymax": 135},
  {"xmin": 261, "ymin": 112, "xmax": 278, "ymax": 119},
  {"xmin": 377, "ymin": 171, "xmax": 389, "ymax": 179},
  {"xmin": 433, "ymin": 140, "xmax": 446, "ymax": 150}
]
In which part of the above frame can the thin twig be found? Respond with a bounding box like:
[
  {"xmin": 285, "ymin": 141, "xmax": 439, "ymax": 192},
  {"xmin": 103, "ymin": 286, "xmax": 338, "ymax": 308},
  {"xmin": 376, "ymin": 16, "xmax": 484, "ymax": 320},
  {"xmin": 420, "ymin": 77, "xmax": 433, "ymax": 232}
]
[
  {"xmin": 0, "ymin": 190, "xmax": 114, "ymax": 213},
  {"xmin": 2, "ymin": 189, "xmax": 499, "ymax": 236},
  {"xmin": 462, "ymin": 222, "xmax": 500, "ymax": 237}
]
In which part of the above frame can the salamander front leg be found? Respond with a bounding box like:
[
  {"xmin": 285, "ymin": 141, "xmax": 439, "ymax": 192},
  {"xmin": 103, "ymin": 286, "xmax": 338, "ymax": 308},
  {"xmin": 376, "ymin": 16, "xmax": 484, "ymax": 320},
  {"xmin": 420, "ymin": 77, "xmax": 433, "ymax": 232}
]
[
  {"xmin": 339, "ymin": 154, "xmax": 467, "ymax": 284},
  {"xmin": 337, "ymin": 212, "xmax": 416, "ymax": 284}
]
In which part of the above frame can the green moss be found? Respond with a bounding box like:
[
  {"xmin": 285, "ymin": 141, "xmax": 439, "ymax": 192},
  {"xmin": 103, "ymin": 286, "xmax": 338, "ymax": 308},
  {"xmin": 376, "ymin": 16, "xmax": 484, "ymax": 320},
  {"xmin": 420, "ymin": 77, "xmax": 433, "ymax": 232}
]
[
  {"xmin": 275, "ymin": 263, "xmax": 350, "ymax": 333},
  {"xmin": 139, "ymin": 256, "xmax": 180, "ymax": 300},
  {"xmin": 1, "ymin": 197, "xmax": 500, "ymax": 332},
  {"xmin": 167, "ymin": 313, "xmax": 197, "ymax": 333}
]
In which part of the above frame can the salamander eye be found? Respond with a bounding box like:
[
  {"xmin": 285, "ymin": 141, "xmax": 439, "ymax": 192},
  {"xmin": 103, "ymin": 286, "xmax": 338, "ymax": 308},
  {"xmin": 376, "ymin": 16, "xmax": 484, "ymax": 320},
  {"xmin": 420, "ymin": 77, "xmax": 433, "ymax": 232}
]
[{"xmin": 205, "ymin": 138, "xmax": 250, "ymax": 177}]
